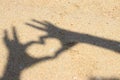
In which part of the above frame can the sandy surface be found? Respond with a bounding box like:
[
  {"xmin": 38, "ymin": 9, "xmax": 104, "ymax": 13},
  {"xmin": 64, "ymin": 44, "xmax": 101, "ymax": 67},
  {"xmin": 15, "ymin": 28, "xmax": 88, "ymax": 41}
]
[{"xmin": 0, "ymin": 0, "xmax": 120, "ymax": 80}]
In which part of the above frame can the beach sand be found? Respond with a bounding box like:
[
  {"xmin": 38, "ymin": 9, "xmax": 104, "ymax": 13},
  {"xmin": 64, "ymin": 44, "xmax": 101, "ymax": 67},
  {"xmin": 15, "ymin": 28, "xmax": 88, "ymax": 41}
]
[{"xmin": 0, "ymin": 0, "xmax": 120, "ymax": 80}]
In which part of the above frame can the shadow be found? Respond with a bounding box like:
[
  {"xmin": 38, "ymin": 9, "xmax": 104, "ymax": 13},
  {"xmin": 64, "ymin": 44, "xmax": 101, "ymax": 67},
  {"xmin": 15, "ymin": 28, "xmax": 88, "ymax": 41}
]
[
  {"xmin": 0, "ymin": 27, "xmax": 58, "ymax": 80},
  {"xmin": 26, "ymin": 19, "xmax": 120, "ymax": 59},
  {"xmin": 90, "ymin": 77, "xmax": 120, "ymax": 80},
  {"xmin": 1, "ymin": 19, "xmax": 120, "ymax": 80}
]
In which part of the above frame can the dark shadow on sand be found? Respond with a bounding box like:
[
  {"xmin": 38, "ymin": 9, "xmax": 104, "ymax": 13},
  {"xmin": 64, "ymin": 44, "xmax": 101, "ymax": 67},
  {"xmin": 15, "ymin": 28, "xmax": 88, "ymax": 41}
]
[
  {"xmin": 90, "ymin": 77, "xmax": 120, "ymax": 80},
  {"xmin": 1, "ymin": 19, "xmax": 120, "ymax": 80},
  {"xmin": 26, "ymin": 19, "xmax": 120, "ymax": 59},
  {"xmin": 1, "ymin": 27, "xmax": 57, "ymax": 80}
]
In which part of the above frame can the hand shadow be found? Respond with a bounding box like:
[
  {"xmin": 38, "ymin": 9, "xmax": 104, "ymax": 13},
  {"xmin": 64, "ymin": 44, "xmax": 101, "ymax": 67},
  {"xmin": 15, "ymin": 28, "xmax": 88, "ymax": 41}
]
[
  {"xmin": 1, "ymin": 27, "xmax": 55, "ymax": 80},
  {"xmin": 26, "ymin": 19, "xmax": 120, "ymax": 59}
]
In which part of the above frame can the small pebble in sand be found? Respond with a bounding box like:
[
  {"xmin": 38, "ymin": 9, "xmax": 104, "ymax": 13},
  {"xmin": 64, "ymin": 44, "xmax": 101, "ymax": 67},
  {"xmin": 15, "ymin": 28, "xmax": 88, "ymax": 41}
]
[
  {"xmin": 73, "ymin": 76, "xmax": 77, "ymax": 80},
  {"xmin": 50, "ymin": 48, "xmax": 55, "ymax": 52}
]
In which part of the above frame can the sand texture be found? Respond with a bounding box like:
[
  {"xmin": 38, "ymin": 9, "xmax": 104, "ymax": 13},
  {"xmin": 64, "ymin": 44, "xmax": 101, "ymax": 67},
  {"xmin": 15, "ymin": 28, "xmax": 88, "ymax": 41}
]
[{"xmin": 0, "ymin": 0, "xmax": 120, "ymax": 80}]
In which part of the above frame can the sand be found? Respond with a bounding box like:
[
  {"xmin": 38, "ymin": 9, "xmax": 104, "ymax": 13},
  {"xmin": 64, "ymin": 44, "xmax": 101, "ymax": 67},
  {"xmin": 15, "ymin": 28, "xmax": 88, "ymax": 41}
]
[{"xmin": 0, "ymin": 0, "xmax": 120, "ymax": 80}]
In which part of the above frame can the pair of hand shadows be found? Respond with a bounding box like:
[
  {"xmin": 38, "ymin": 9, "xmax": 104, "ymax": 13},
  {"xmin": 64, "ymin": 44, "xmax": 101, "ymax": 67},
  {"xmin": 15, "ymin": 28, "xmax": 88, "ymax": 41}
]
[{"xmin": 1, "ymin": 19, "xmax": 120, "ymax": 80}]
